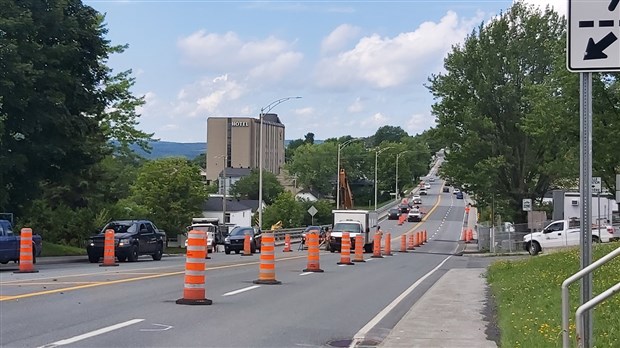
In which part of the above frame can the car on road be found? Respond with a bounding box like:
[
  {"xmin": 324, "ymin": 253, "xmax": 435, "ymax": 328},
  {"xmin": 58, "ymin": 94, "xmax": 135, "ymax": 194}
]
[
  {"xmin": 453, "ymin": 188, "xmax": 461, "ymax": 195},
  {"xmin": 87, "ymin": 220, "xmax": 166, "ymax": 263},
  {"xmin": 387, "ymin": 208, "xmax": 400, "ymax": 220},
  {"xmin": 407, "ymin": 208, "xmax": 423, "ymax": 222},
  {"xmin": 301, "ymin": 226, "xmax": 326, "ymax": 245},
  {"xmin": 412, "ymin": 195, "xmax": 422, "ymax": 205},
  {"xmin": 419, "ymin": 188, "xmax": 427, "ymax": 195},
  {"xmin": 424, "ymin": 182, "xmax": 431, "ymax": 189},
  {"xmin": 0, "ymin": 219, "xmax": 43, "ymax": 264},
  {"xmin": 456, "ymin": 192, "xmax": 464, "ymax": 199},
  {"xmin": 443, "ymin": 186, "xmax": 450, "ymax": 193},
  {"xmin": 224, "ymin": 226, "xmax": 261, "ymax": 254},
  {"xmin": 398, "ymin": 203, "xmax": 410, "ymax": 214},
  {"xmin": 429, "ymin": 177, "xmax": 435, "ymax": 182}
]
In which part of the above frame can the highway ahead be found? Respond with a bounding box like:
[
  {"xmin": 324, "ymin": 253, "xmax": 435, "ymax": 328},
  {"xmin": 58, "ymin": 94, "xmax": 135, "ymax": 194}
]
[{"xmin": 0, "ymin": 181, "xmax": 470, "ymax": 348}]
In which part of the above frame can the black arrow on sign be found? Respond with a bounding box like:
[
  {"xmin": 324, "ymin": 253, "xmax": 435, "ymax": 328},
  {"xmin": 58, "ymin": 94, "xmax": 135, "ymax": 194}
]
[{"xmin": 584, "ymin": 32, "xmax": 618, "ymax": 60}]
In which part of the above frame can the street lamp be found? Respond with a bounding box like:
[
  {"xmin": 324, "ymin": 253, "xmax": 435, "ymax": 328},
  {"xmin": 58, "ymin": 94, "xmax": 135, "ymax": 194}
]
[
  {"xmin": 215, "ymin": 154, "xmax": 228, "ymax": 230},
  {"xmin": 374, "ymin": 147, "xmax": 393, "ymax": 210},
  {"xmin": 258, "ymin": 96, "xmax": 302, "ymax": 229},
  {"xmin": 395, "ymin": 151, "xmax": 412, "ymax": 200},
  {"xmin": 336, "ymin": 138, "xmax": 361, "ymax": 209}
]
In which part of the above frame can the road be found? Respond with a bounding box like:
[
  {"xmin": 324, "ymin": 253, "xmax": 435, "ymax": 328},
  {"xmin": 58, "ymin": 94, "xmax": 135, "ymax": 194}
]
[{"xmin": 0, "ymin": 180, "xmax": 472, "ymax": 348}]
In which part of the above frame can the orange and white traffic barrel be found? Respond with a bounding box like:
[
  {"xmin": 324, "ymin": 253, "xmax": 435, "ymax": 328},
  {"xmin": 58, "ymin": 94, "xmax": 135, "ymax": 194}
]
[
  {"xmin": 352, "ymin": 234, "xmax": 365, "ymax": 262},
  {"xmin": 371, "ymin": 233, "xmax": 383, "ymax": 258},
  {"xmin": 100, "ymin": 229, "xmax": 119, "ymax": 267},
  {"xmin": 337, "ymin": 232, "xmax": 354, "ymax": 265},
  {"xmin": 15, "ymin": 228, "xmax": 38, "ymax": 273},
  {"xmin": 407, "ymin": 232, "xmax": 415, "ymax": 250},
  {"xmin": 176, "ymin": 230, "xmax": 212, "ymax": 305},
  {"xmin": 283, "ymin": 234, "xmax": 293, "ymax": 252},
  {"xmin": 253, "ymin": 233, "xmax": 281, "ymax": 285},
  {"xmin": 303, "ymin": 232, "xmax": 323, "ymax": 272},
  {"xmin": 384, "ymin": 232, "xmax": 393, "ymax": 256},
  {"xmin": 243, "ymin": 234, "xmax": 253, "ymax": 256},
  {"xmin": 399, "ymin": 234, "xmax": 408, "ymax": 253}
]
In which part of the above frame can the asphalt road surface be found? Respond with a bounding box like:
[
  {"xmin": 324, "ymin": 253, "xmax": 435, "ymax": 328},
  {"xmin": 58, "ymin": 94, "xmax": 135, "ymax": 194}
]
[{"xmin": 0, "ymin": 180, "xmax": 471, "ymax": 348}]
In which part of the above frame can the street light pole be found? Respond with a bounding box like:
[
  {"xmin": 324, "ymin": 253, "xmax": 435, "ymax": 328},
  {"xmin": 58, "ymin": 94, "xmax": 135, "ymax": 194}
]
[
  {"xmin": 258, "ymin": 96, "xmax": 302, "ymax": 229},
  {"xmin": 395, "ymin": 151, "xmax": 411, "ymax": 200},
  {"xmin": 375, "ymin": 147, "xmax": 392, "ymax": 210},
  {"xmin": 336, "ymin": 138, "xmax": 360, "ymax": 210}
]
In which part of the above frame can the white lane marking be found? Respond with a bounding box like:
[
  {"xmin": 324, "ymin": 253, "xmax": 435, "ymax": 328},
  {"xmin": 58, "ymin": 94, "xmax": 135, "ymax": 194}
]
[
  {"xmin": 37, "ymin": 319, "xmax": 144, "ymax": 348},
  {"xmin": 300, "ymin": 272, "xmax": 315, "ymax": 276},
  {"xmin": 348, "ymin": 255, "xmax": 453, "ymax": 348},
  {"xmin": 139, "ymin": 323, "xmax": 173, "ymax": 332},
  {"xmin": 222, "ymin": 285, "xmax": 261, "ymax": 297}
]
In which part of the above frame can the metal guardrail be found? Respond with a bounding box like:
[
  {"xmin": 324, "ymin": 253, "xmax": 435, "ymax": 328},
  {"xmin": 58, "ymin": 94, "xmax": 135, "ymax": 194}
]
[{"xmin": 561, "ymin": 245, "xmax": 620, "ymax": 347}]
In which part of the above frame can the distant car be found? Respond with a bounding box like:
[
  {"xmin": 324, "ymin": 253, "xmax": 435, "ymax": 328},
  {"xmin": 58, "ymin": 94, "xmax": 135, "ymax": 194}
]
[
  {"xmin": 412, "ymin": 195, "xmax": 422, "ymax": 204},
  {"xmin": 419, "ymin": 188, "xmax": 427, "ymax": 195},
  {"xmin": 456, "ymin": 192, "xmax": 464, "ymax": 199},
  {"xmin": 398, "ymin": 204, "xmax": 410, "ymax": 214},
  {"xmin": 443, "ymin": 186, "xmax": 450, "ymax": 193},
  {"xmin": 302, "ymin": 226, "xmax": 325, "ymax": 245},
  {"xmin": 388, "ymin": 208, "xmax": 400, "ymax": 220},
  {"xmin": 445, "ymin": 181, "xmax": 451, "ymax": 186},
  {"xmin": 407, "ymin": 208, "xmax": 423, "ymax": 222},
  {"xmin": 429, "ymin": 177, "xmax": 435, "ymax": 182},
  {"xmin": 453, "ymin": 188, "xmax": 461, "ymax": 195},
  {"xmin": 224, "ymin": 226, "xmax": 261, "ymax": 254},
  {"xmin": 424, "ymin": 182, "xmax": 431, "ymax": 189}
]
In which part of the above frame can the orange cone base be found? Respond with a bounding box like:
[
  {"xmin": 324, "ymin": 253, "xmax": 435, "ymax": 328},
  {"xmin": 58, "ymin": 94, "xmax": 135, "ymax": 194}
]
[
  {"xmin": 303, "ymin": 268, "xmax": 324, "ymax": 272},
  {"xmin": 353, "ymin": 259, "xmax": 366, "ymax": 262},
  {"xmin": 99, "ymin": 263, "xmax": 119, "ymax": 267},
  {"xmin": 176, "ymin": 298, "xmax": 213, "ymax": 305},
  {"xmin": 242, "ymin": 253, "xmax": 253, "ymax": 256},
  {"xmin": 14, "ymin": 269, "xmax": 38, "ymax": 274},
  {"xmin": 371, "ymin": 255, "xmax": 384, "ymax": 258},
  {"xmin": 337, "ymin": 261, "xmax": 355, "ymax": 265},
  {"xmin": 253, "ymin": 279, "xmax": 282, "ymax": 285},
  {"xmin": 384, "ymin": 252, "xmax": 393, "ymax": 256},
  {"xmin": 399, "ymin": 250, "xmax": 408, "ymax": 253}
]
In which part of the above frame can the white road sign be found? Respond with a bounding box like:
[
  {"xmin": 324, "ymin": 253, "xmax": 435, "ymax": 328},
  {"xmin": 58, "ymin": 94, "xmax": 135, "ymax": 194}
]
[
  {"xmin": 307, "ymin": 205, "xmax": 318, "ymax": 217},
  {"xmin": 522, "ymin": 198, "xmax": 532, "ymax": 212},
  {"xmin": 568, "ymin": 0, "xmax": 620, "ymax": 71},
  {"xmin": 592, "ymin": 176, "xmax": 602, "ymax": 194}
]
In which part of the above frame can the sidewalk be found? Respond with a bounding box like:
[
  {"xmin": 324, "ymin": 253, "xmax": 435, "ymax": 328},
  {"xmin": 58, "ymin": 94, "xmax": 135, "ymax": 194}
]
[{"xmin": 378, "ymin": 203, "xmax": 497, "ymax": 347}]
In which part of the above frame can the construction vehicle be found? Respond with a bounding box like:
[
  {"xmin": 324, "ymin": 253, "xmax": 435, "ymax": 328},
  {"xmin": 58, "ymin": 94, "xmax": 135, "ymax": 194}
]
[
  {"xmin": 338, "ymin": 168, "xmax": 354, "ymax": 210},
  {"xmin": 329, "ymin": 210, "xmax": 378, "ymax": 253}
]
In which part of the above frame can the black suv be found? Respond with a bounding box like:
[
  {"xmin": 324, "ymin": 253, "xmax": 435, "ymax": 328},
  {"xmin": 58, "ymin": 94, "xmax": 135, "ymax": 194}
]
[
  {"xmin": 387, "ymin": 208, "xmax": 400, "ymax": 220},
  {"xmin": 224, "ymin": 226, "xmax": 261, "ymax": 254},
  {"xmin": 87, "ymin": 220, "xmax": 166, "ymax": 263}
]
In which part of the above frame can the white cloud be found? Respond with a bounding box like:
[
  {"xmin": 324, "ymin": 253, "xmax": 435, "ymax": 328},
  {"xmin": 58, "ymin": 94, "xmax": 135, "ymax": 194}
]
[
  {"xmin": 321, "ymin": 24, "xmax": 362, "ymax": 54},
  {"xmin": 361, "ymin": 112, "xmax": 389, "ymax": 127},
  {"xmin": 347, "ymin": 97, "xmax": 364, "ymax": 113},
  {"xmin": 406, "ymin": 113, "xmax": 435, "ymax": 136},
  {"xmin": 295, "ymin": 107, "xmax": 315, "ymax": 115},
  {"xmin": 520, "ymin": 0, "xmax": 566, "ymax": 17},
  {"xmin": 177, "ymin": 30, "xmax": 303, "ymax": 82},
  {"xmin": 315, "ymin": 11, "xmax": 483, "ymax": 89}
]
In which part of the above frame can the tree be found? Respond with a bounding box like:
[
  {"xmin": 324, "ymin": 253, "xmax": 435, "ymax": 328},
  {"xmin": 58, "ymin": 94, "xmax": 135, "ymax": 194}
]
[
  {"xmin": 427, "ymin": 2, "xmax": 571, "ymax": 222},
  {"xmin": 372, "ymin": 126, "xmax": 409, "ymax": 147},
  {"xmin": 228, "ymin": 169, "xmax": 284, "ymax": 205},
  {"xmin": 304, "ymin": 132, "xmax": 315, "ymax": 145},
  {"xmin": 262, "ymin": 191, "xmax": 304, "ymax": 229},
  {"xmin": 128, "ymin": 158, "xmax": 206, "ymax": 239}
]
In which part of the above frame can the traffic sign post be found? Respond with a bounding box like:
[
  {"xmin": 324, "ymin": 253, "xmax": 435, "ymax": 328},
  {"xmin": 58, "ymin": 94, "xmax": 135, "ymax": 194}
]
[
  {"xmin": 307, "ymin": 205, "xmax": 318, "ymax": 225},
  {"xmin": 522, "ymin": 198, "xmax": 532, "ymax": 212}
]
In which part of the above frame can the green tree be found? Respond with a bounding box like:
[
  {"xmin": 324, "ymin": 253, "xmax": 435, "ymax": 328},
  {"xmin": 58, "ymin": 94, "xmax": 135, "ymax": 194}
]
[
  {"xmin": 128, "ymin": 157, "xmax": 206, "ymax": 238},
  {"xmin": 228, "ymin": 169, "xmax": 284, "ymax": 205},
  {"xmin": 372, "ymin": 126, "xmax": 409, "ymax": 147},
  {"xmin": 299, "ymin": 199, "xmax": 333, "ymax": 226},
  {"xmin": 304, "ymin": 132, "xmax": 315, "ymax": 145},
  {"xmin": 262, "ymin": 191, "xmax": 303, "ymax": 229},
  {"xmin": 427, "ymin": 2, "xmax": 570, "ymax": 222}
]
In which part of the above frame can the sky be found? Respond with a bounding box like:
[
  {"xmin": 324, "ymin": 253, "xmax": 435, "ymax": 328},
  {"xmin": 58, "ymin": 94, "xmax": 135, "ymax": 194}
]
[{"xmin": 86, "ymin": 0, "xmax": 566, "ymax": 143}]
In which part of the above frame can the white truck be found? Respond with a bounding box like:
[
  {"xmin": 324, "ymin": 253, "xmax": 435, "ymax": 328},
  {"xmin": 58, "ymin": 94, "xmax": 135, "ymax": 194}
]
[
  {"xmin": 523, "ymin": 219, "xmax": 618, "ymax": 256},
  {"xmin": 329, "ymin": 210, "xmax": 378, "ymax": 253},
  {"xmin": 186, "ymin": 218, "xmax": 219, "ymax": 253}
]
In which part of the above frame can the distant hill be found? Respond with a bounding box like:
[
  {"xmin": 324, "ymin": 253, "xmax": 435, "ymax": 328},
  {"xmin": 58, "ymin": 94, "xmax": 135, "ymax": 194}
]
[{"xmin": 129, "ymin": 140, "xmax": 323, "ymax": 159}]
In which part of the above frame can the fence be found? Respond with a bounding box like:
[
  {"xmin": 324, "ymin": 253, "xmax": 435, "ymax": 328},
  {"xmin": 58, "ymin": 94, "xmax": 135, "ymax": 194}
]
[{"xmin": 477, "ymin": 220, "xmax": 553, "ymax": 253}]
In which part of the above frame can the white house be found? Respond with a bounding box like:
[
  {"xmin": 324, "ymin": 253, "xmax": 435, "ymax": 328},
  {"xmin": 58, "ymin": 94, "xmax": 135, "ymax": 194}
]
[
  {"xmin": 295, "ymin": 189, "xmax": 319, "ymax": 202},
  {"xmin": 200, "ymin": 196, "xmax": 260, "ymax": 229}
]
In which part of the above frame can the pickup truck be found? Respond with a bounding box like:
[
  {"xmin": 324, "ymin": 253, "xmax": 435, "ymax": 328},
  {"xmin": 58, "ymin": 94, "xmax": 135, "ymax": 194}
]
[
  {"xmin": 523, "ymin": 219, "xmax": 618, "ymax": 256},
  {"xmin": 87, "ymin": 220, "xmax": 166, "ymax": 262},
  {"xmin": 0, "ymin": 219, "xmax": 43, "ymax": 264}
]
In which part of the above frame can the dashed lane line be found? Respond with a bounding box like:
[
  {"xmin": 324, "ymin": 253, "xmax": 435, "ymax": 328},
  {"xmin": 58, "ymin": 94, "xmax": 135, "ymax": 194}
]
[
  {"xmin": 37, "ymin": 319, "xmax": 144, "ymax": 348},
  {"xmin": 222, "ymin": 285, "xmax": 261, "ymax": 297}
]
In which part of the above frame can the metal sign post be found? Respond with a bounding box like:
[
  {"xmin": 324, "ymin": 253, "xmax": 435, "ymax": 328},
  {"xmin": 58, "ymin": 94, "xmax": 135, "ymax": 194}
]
[{"xmin": 579, "ymin": 72, "xmax": 593, "ymax": 347}]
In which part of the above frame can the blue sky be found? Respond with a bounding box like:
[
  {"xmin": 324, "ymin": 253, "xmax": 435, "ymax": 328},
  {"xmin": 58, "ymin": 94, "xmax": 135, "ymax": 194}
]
[{"xmin": 86, "ymin": 0, "xmax": 565, "ymax": 142}]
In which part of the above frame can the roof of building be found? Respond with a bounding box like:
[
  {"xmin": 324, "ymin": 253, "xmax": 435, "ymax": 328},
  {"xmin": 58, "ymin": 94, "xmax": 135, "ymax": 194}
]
[
  {"xmin": 263, "ymin": 113, "xmax": 281, "ymax": 124},
  {"xmin": 202, "ymin": 197, "xmax": 260, "ymax": 212},
  {"xmin": 218, "ymin": 167, "xmax": 252, "ymax": 178},
  {"xmin": 296, "ymin": 189, "xmax": 321, "ymax": 199}
]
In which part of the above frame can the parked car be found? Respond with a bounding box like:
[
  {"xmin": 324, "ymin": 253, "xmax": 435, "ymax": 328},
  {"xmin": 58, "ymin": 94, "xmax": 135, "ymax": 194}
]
[
  {"xmin": 443, "ymin": 186, "xmax": 450, "ymax": 193},
  {"xmin": 407, "ymin": 208, "xmax": 423, "ymax": 222},
  {"xmin": 0, "ymin": 219, "xmax": 43, "ymax": 264},
  {"xmin": 387, "ymin": 208, "xmax": 400, "ymax": 220},
  {"xmin": 224, "ymin": 226, "xmax": 261, "ymax": 254},
  {"xmin": 87, "ymin": 220, "xmax": 166, "ymax": 263}
]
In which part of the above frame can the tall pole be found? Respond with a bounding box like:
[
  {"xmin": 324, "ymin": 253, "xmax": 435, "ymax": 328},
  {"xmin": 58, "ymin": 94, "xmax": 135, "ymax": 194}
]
[
  {"xmin": 258, "ymin": 97, "xmax": 302, "ymax": 230},
  {"xmin": 374, "ymin": 150, "xmax": 378, "ymax": 210},
  {"xmin": 337, "ymin": 144, "xmax": 341, "ymax": 210},
  {"xmin": 395, "ymin": 153, "xmax": 400, "ymax": 200},
  {"xmin": 222, "ymin": 160, "xmax": 227, "ymax": 232}
]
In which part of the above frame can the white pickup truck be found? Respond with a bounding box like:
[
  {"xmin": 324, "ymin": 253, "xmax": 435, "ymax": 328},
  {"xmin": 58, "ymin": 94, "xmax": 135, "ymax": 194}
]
[{"xmin": 523, "ymin": 219, "xmax": 618, "ymax": 255}]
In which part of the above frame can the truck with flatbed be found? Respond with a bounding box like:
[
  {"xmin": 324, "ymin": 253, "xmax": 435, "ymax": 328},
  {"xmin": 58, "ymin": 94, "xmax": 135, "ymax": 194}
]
[
  {"xmin": 328, "ymin": 210, "xmax": 378, "ymax": 253},
  {"xmin": 0, "ymin": 218, "xmax": 43, "ymax": 264},
  {"xmin": 523, "ymin": 218, "xmax": 618, "ymax": 256}
]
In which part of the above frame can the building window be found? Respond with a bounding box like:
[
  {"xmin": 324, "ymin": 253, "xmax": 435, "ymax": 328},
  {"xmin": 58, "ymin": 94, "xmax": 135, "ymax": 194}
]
[{"xmin": 225, "ymin": 213, "xmax": 231, "ymax": 223}]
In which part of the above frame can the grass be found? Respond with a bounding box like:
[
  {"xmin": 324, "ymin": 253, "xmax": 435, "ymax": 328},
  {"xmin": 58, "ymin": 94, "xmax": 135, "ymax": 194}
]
[
  {"xmin": 41, "ymin": 241, "xmax": 87, "ymax": 257},
  {"xmin": 487, "ymin": 242, "xmax": 620, "ymax": 347}
]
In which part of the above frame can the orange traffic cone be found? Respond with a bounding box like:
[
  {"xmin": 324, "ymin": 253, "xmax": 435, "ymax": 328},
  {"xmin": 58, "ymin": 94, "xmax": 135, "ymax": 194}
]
[
  {"xmin": 399, "ymin": 234, "xmax": 408, "ymax": 253},
  {"xmin": 283, "ymin": 234, "xmax": 293, "ymax": 252},
  {"xmin": 352, "ymin": 234, "xmax": 366, "ymax": 262},
  {"xmin": 372, "ymin": 233, "xmax": 383, "ymax": 258},
  {"xmin": 253, "ymin": 233, "xmax": 281, "ymax": 284},
  {"xmin": 243, "ymin": 234, "xmax": 253, "ymax": 256},
  {"xmin": 176, "ymin": 230, "xmax": 211, "ymax": 305},
  {"xmin": 384, "ymin": 232, "xmax": 393, "ymax": 256},
  {"xmin": 100, "ymin": 229, "xmax": 119, "ymax": 267},
  {"xmin": 337, "ymin": 232, "xmax": 354, "ymax": 265},
  {"xmin": 407, "ymin": 232, "xmax": 415, "ymax": 250},
  {"xmin": 303, "ymin": 233, "xmax": 323, "ymax": 272},
  {"xmin": 14, "ymin": 228, "xmax": 38, "ymax": 273}
]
